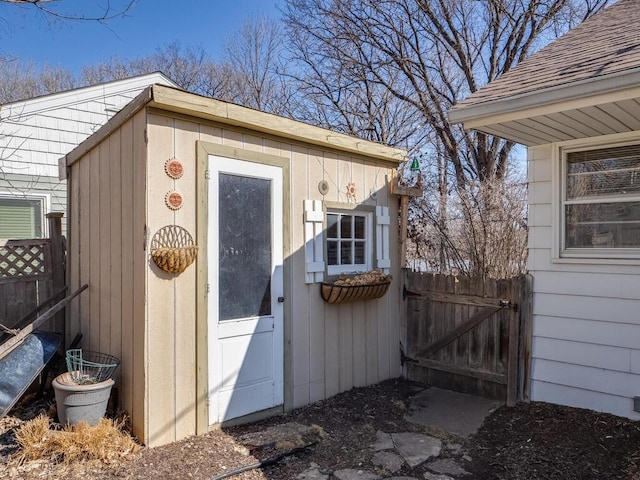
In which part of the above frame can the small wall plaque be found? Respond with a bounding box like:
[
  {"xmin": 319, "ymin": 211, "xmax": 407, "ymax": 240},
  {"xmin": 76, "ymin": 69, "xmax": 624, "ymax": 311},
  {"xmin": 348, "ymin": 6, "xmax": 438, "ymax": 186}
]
[
  {"xmin": 318, "ymin": 180, "xmax": 329, "ymax": 196},
  {"xmin": 165, "ymin": 191, "xmax": 183, "ymax": 210},
  {"xmin": 164, "ymin": 158, "xmax": 184, "ymax": 179}
]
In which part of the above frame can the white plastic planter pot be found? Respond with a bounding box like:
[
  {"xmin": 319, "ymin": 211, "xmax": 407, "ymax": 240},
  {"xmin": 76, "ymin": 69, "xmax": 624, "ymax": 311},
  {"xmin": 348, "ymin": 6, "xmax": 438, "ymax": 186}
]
[{"xmin": 52, "ymin": 372, "xmax": 114, "ymax": 426}]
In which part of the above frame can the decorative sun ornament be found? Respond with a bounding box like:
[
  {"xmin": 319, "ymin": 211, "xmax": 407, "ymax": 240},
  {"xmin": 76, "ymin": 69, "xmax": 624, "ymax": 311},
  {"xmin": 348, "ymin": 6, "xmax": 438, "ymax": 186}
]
[{"xmin": 346, "ymin": 182, "xmax": 357, "ymax": 202}]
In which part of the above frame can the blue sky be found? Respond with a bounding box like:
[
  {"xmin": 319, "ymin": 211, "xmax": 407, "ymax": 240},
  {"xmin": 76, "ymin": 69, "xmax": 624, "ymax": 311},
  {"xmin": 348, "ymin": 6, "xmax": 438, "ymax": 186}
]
[{"xmin": 0, "ymin": 0, "xmax": 282, "ymax": 74}]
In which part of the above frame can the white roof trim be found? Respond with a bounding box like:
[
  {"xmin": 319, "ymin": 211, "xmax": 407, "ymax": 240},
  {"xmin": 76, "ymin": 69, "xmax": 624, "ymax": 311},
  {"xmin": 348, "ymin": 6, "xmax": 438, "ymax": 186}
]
[{"xmin": 448, "ymin": 67, "xmax": 640, "ymax": 126}]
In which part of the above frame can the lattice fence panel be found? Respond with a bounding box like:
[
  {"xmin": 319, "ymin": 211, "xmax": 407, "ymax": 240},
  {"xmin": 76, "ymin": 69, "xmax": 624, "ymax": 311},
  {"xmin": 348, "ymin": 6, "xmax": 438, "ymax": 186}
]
[{"xmin": 0, "ymin": 240, "xmax": 51, "ymax": 279}]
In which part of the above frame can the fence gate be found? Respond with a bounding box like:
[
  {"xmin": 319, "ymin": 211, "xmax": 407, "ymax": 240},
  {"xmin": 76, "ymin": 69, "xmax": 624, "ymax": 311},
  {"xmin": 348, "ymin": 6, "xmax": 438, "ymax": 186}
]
[
  {"xmin": 402, "ymin": 271, "xmax": 532, "ymax": 406},
  {"xmin": 0, "ymin": 213, "xmax": 66, "ymax": 345}
]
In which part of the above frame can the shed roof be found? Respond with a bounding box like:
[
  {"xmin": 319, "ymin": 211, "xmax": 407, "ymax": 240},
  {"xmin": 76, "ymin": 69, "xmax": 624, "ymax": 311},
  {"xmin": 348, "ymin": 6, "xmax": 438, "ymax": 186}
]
[
  {"xmin": 64, "ymin": 84, "xmax": 406, "ymax": 168},
  {"xmin": 448, "ymin": 0, "xmax": 640, "ymax": 146}
]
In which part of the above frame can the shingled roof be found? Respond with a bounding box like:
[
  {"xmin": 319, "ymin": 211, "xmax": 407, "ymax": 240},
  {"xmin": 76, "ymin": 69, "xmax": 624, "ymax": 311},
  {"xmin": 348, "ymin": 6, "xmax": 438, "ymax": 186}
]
[
  {"xmin": 448, "ymin": 0, "xmax": 640, "ymax": 146},
  {"xmin": 451, "ymin": 0, "xmax": 640, "ymax": 111}
]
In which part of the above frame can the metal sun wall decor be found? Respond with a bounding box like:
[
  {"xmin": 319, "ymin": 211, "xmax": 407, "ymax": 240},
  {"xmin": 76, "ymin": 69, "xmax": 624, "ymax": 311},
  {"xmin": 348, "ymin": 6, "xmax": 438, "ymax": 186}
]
[
  {"xmin": 165, "ymin": 157, "xmax": 184, "ymax": 179},
  {"xmin": 165, "ymin": 191, "xmax": 183, "ymax": 210},
  {"xmin": 164, "ymin": 157, "xmax": 184, "ymax": 210},
  {"xmin": 346, "ymin": 182, "xmax": 357, "ymax": 202}
]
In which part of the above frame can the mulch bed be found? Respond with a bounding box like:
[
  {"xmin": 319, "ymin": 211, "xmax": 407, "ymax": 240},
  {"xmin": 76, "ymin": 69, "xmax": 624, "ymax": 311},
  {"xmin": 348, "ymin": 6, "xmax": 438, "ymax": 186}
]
[
  {"xmin": 1, "ymin": 378, "xmax": 639, "ymax": 479},
  {"xmin": 466, "ymin": 401, "xmax": 640, "ymax": 480}
]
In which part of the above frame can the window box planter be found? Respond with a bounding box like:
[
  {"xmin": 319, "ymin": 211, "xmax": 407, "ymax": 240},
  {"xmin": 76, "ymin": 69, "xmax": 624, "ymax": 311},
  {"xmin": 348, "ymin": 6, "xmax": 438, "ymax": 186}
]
[{"xmin": 320, "ymin": 271, "xmax": 392, "ymax": 304}]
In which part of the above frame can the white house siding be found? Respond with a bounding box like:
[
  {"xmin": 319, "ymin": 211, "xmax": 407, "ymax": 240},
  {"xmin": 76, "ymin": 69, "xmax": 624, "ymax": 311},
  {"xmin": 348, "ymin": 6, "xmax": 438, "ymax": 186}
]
[
  {"xmin": 527, "ymin": 143, "xmax": 640, "ymax": 420},
  {"xmin": 0, "ymin": 74, "xmax": 175, "ymax": 232}
]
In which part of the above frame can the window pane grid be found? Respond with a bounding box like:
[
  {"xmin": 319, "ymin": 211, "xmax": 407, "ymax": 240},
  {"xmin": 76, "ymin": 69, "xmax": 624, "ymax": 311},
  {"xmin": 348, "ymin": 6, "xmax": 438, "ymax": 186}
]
[{"xmin": 326, "ymin": 212, "xmax": 369, "ymax": 269}]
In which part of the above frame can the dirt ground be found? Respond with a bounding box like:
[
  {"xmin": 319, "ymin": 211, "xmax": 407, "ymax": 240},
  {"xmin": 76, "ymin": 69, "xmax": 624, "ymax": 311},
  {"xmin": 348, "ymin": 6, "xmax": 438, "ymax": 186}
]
[{"xmin": 1, "ymin": 378, "xmax": 639, "ymax": 479}]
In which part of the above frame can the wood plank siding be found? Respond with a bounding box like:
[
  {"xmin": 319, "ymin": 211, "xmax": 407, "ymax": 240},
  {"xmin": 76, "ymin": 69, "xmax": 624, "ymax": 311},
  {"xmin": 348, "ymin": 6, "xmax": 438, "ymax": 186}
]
[
  {"xmin": 527, "ymin": 142, "xmax": 640, "ymax": 421},
  {"xmin": 67, "ymin": 110, "xmax": 150, "ymax": 443},
  {"xmin": 66, "ymin": 86, "xmax": 403, "ymax": 447}
]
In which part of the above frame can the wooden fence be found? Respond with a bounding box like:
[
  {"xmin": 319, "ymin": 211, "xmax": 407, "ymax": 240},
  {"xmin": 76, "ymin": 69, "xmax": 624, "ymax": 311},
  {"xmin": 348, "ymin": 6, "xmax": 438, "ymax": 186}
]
[
  {"xmin": 0, "ymin": 213, "xmax": 66, "ymax": 343},
  {"xmin": 402, "ymin": 271, "xmax": 532, "ymax": 405}
]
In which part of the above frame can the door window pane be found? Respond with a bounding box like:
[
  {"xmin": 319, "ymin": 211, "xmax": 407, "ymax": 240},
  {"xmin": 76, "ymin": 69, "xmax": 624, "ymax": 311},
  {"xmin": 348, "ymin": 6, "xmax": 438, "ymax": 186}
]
[{"xmin": 219, "ymin": 173, "xmax": 271, "ymax": 320}]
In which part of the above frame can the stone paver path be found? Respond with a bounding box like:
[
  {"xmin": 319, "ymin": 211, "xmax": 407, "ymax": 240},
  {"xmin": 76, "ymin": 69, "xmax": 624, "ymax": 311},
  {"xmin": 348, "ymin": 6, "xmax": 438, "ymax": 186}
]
[{"xmin": 296, "ymin": 426, "xmax": 474, "ymax": 479}]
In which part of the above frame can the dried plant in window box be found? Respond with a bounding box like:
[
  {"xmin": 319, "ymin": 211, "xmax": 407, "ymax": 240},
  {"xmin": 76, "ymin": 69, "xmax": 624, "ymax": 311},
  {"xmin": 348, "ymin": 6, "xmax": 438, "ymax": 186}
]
[{"xmin": 321, "ymin": 270, "xmax": 392, "ymax": 304}]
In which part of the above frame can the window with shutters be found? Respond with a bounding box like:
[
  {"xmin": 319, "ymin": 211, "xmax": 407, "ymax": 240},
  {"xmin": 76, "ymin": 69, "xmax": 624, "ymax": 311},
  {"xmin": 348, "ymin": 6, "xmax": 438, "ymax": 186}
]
[
  {"xmin": 561, "ymin": 143, "xmax": 640, "ymax": 256},
  {"xmin": 304, "ymin": 201, "xmax": 390, "ymax": 283},
  {"xmin": 0, "ymin": 195, "xmax": 46, "ymax": 239}
]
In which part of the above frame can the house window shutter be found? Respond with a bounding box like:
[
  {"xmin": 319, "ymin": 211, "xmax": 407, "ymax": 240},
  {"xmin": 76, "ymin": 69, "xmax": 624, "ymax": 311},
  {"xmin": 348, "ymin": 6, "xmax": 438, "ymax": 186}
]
[
  {"xmin": 376, "ymin": 206, "xmax": 390, "ymax": 273},
  {"xmin": 304, "ymin": 199, "xmax": 325, "ymax": 283}
]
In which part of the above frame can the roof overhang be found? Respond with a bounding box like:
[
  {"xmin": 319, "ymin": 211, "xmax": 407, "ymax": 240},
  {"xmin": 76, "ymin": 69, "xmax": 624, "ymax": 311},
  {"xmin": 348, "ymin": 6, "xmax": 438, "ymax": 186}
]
[
  {"xmin": 65, "ymin": 84, "xmax": 405, "ymax": 169},
  {"xmin": 448, "ymin": 68, "xmax": 640, "ymax": 146}
]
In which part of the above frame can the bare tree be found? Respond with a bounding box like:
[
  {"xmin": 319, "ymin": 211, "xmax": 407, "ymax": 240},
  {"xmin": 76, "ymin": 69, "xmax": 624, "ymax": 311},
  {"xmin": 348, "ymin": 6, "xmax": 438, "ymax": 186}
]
[
  {"xmin": 222, "ymin": 14, "xmax": 295, "ymax": 116},
  {"xmin": 284, "ymin": 4, "xmax": 424, "ymax": 148},
  {"xmin": 80, "ymin": 42, "xmax": 232, "ymax": 96},
  {"xmin": 283, "ymin": 0, "xmax": 611, "ymax": 277},
  {"xmin": 1, "ymin": 0, "xmax": 137, "ymax": 22},
  {"xmin": 0, "ymin": 60, "xmax": 75, "ymax": 103}
]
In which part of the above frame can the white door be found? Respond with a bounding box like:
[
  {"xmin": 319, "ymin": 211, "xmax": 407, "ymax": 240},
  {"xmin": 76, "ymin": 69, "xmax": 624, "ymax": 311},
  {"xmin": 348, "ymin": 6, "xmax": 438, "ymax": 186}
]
[{"xmin": 207, "ymin": 156, "xmax": 284, "ymax": 424}]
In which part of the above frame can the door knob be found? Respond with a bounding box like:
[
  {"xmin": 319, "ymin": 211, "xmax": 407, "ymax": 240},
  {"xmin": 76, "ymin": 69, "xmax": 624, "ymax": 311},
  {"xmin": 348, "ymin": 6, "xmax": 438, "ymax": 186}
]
[{"xmin": 277, "ymin": 296, "xmax": 285, "ymax": 303}]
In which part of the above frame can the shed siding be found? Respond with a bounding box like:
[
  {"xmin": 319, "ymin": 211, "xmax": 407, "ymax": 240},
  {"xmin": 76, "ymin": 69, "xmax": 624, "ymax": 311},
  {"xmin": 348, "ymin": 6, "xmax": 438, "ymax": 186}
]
[
  {"xmin": 67, "ymin": 110, "xmax": 149, "ymax": 442},
  {"xmin": 142, "ymin": 111, "xmax": 400, "ymax": 445},
  {"xmin": 145, "ymin": 114, "xmax": 200, "ymax": 446},
  {"xmin": 527, "ymin": 143, "xmax": 640, "ymax": 420}
]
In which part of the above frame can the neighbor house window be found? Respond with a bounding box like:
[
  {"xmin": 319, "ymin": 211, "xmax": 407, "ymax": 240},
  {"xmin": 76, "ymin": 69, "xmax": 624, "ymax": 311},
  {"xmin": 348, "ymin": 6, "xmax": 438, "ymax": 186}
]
[
  {"xmin": 326, "ymin": 210, "xmax": 372, "ymax": 275},
  {"xmin": 562, "ymin": 144, "xmax": 640, "ymax": 253},
  {"xmin": 0, "ymin": 196, "xmax": 45, "ymax": 239}
]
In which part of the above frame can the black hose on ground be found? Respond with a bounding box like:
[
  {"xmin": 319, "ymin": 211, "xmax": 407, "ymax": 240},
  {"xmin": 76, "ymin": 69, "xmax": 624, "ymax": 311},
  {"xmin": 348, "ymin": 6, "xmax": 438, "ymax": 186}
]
[{"xmin": 209, "ymin": 446, "xmax": 309, "ymax": 480}]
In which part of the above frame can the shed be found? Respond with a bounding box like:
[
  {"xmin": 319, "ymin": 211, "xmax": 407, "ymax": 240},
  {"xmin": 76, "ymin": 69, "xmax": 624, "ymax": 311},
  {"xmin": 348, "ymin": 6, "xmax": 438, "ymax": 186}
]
[
  {"xmin": 61, "ymin": 84, "xmax": 405, "ymax": 446},
  {"xmin": 449, "ymin": 0, "xmax": 640, "ymax": 420}
]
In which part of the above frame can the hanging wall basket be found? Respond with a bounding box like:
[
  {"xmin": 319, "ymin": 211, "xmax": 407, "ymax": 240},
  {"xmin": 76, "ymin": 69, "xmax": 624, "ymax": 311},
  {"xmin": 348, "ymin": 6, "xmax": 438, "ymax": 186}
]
[
  {"xmin": 320, "ymin": 270, "xmax": 392, "ymax": 304},
  {"xmin": 321, "ymin": 280, "xmax": 391, "ymax": 304},
  {"xmin": 150, "ymin": 225, "xmax": 198, "ymax": 274}
]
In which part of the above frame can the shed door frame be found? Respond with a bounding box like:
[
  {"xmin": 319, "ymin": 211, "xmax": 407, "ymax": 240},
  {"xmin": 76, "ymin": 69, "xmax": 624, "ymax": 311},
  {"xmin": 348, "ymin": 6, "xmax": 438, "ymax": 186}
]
[{"xmin": 195, "ymin": 141, "xmax": 292, "ymax": 434}]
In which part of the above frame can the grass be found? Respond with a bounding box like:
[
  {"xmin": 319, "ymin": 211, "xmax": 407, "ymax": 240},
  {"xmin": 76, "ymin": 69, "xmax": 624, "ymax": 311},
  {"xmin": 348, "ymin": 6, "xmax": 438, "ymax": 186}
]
[{"xmin": 13, "ymin": 415, "xmax": 140, "ymax": 465}]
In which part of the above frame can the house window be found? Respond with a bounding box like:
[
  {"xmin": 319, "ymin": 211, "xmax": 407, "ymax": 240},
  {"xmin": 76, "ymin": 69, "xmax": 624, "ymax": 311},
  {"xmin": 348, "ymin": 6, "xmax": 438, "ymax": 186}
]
[
  {"xmin": 562, "ymin": 144, "xmax": 640, "ymax": 253},
  {"xmin": 0, "ymin": 196, "xmax": 45, "ymax": 239},
  {"xmin": 326, "ymin": 210, "xmax": 372, "ymax": 275}
]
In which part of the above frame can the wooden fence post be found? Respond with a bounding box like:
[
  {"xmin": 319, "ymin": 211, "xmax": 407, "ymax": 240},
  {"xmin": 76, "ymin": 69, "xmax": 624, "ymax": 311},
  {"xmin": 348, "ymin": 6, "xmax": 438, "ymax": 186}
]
[
  {"xmin": 518, "ymin": 274, "xmax": 534, "ymax": 403},
  {"xmin": 47, "ymin": 213, "xmax": 66, "ymax": 339}
]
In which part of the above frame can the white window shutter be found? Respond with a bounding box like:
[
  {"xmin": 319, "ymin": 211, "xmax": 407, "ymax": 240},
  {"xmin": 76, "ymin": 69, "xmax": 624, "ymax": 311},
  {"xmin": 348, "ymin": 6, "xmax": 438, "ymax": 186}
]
[
  {"xmin": 304, "ymin": 200, "xmax": 325, "ymax": 283},
  {"xmin": 376, "ymin": 206, "xmax": 391, "ymax": 274}
]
